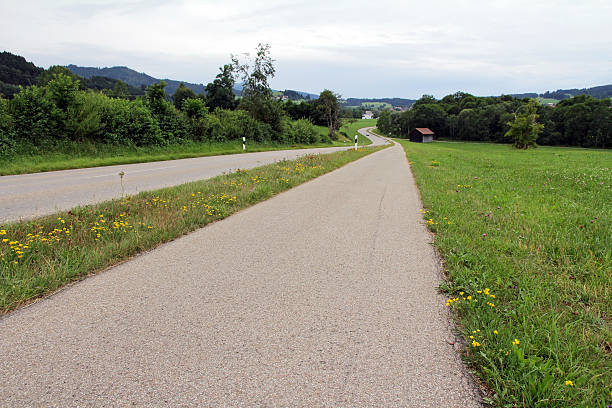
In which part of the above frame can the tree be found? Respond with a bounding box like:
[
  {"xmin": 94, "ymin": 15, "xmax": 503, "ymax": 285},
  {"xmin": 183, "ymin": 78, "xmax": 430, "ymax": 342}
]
[
  {"xmin": 505, "ymin": 99, "xmax": 543, "ymax": 149},
  {"xmin": 232, "ymin": 43, "xmax": 284, "ymax": 132},
  {"xmin": 376, "ymin": 109, "xmax": 393, "ymax": 135},
  {"xmin": 112, "ymin": 80, "xmax": 129, "ymax": 99},
  {"xmin": 204, "ymin": 64, "xmax": 237, "ymax": 111},
  {"xmin": 173, "ymin": 83, "xmax": 196, "ymax": 110},
  {"xmin": 38, "ymin": 66, "xmax": 84, "ymax": 89},
  {"xmin": 232, "ymin": 43, "xmax": 275, "ymax": 102},
  {"xmin": 408, "ymin": 103, "xmax": 446, "ymax": 136},
  {"xmin": 145, "ymin": 81, "xmax": 168, "ymax": 115},
  {"xmin": 317, "ymin": 89, "xmax": 340, "ymax": 139}
]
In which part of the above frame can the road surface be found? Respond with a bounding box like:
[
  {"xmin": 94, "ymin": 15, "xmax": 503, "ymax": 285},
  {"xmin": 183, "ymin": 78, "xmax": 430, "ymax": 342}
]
[
  {"xmin": 0, "ymin": 131, "xmax": 387, "ymax": 223},
  {"xmin": 0, "ymin": 140, "xmax": 480, "ymax": 406}
]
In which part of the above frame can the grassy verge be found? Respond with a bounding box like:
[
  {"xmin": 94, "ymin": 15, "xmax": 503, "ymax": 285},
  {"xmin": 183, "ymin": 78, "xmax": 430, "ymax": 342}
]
[
  {"xmin": 340, "ymin": 118, "xmax": 376, "ymax": 145},
  {"xmin": 0, "ymin": 145, "xmax": 387, "ymax": 313},
  {"xmin": 369, "ymin": 127, "xmax": 384, "ymax": 137},
  {"xmin": 397, "ymin": 140, "xmax": 611, "ymax": 407},
  {"xmin": 0, "ymin": 139, "xmax": 349, "ymax": 176},
  {"xmin": 314, "ymin": 119, "xmax": 375, "ymax": 146}
]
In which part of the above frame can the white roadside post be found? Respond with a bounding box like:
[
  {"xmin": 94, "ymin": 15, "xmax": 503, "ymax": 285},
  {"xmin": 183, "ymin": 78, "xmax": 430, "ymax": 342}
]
[
  {"xmin": 354, "ymin": 134, "xmax": 358, "ymax": 151},
  {"xmin": 243, "ymin": 136, "xmax": 246, "ymax": 151}
]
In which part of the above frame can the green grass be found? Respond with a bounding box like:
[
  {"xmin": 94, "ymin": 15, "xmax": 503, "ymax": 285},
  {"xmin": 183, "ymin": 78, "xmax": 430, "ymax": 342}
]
[
  {"xmin": 314, "ymin": 119, "xmax": 375, "ymax": 145},
  {"xmin": 369, "ymin": 127, "xmax": 384, "ymax": 137},
  {"xmin": 397, "ymin": 140, "xmax": 611, "ymax": 407},
  {"xmin": 361, "ymin": 102, "xmax": 391, "ymax": 109},
  {"xmin": 537, "ymin": 97, "xmax": 561, "ymax": 105},
  {"xmin": 0, "ymin": 139, "xmax": 349, "ymax": 176},
  {"xmin": 0, "ymin": 145, "xmax": 387, "ymax": 313},
  {"xmin": 339, "ymin": 118, "xmax": 376, "ymax": 145}
]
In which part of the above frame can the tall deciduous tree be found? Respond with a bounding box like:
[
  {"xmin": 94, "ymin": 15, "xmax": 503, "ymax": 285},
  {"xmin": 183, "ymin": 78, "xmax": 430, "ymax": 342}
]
[
  {"xmin": 232, "ymin": 43, "xmax": 284, "ymax": 132},
  {"xmin": 204, "ymin": 64, "xmax": 237, "ymax": 111},
  {"xmin": 173, "ymin": 83, "xmax": 196, "ymax": 110},
  {"xmin": 506, "ymin": 99, "xmax": 543, "ymax": 149},
  {"xmin": 317, "ymin": 89, "xmax": 340, "ymax": 139}
]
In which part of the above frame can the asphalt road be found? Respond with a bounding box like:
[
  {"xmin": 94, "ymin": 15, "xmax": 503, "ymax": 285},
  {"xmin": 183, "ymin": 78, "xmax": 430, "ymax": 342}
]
[
  {"xmin": 0, "ymin": 131, "xmax": 387, "ymax": 223},
  {"xmin": 0, "ymin": 140, "xmax": 481, "ymax": 406}
]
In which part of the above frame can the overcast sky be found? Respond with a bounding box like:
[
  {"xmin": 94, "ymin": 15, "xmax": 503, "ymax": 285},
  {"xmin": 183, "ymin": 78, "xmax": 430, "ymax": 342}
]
[{"xmin": 2, "ymin": 0, "xmax": 611, "ymax": 98}]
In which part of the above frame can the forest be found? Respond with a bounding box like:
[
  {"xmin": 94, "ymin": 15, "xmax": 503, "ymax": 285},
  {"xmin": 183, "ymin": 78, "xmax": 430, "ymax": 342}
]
[{"xmin": 376, "ymin": 92, "xmax": 611, "ymax": 148}]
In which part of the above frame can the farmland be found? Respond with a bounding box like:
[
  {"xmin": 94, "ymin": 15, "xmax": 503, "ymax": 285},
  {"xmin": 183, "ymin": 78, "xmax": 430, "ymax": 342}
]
[{"xmin": 398, "ymin": 140, "xmax": 611, "ymax": 407}]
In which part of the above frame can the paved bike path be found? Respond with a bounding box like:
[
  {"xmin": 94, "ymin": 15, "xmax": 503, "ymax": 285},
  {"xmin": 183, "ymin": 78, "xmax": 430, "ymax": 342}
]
[{"xmin": 0, "ymin": 141, "xmax": 480, "ymax": 406}]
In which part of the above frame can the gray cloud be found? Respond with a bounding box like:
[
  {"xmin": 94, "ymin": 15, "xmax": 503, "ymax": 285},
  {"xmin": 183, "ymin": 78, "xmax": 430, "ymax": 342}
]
[{"xmin": 2, "ymin": 0, "xmax": 610, "ymax": 98}]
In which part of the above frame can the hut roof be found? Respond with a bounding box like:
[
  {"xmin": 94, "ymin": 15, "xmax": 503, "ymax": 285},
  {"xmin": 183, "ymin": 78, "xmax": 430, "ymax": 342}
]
[{"xmin": 414, "ymin": 128, "xmax": 435, "ymax": 135}]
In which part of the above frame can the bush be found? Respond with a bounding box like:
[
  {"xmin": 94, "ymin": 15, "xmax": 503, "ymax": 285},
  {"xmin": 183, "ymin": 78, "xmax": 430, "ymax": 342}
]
[
  {"xmin": 66, "ymin": 91, "xmax": 106, "ymax": 141},
  {"xmin": 100, "ymin": 98, "xmax": 163, "ymax": 146},
  {"xmin": 9, "ymin": 85, "xmax": 56, "ymax": 144},
  {"xmin": 210, "ymin": 109, "xmax": 267, "ymax": 143},
  {"xmin": 0, "ymin": 98, "xmax": 15, "ymax": 157},
  {"xmin": 288, "ymin": 118, "xmax": 319, "ymax": 144}
]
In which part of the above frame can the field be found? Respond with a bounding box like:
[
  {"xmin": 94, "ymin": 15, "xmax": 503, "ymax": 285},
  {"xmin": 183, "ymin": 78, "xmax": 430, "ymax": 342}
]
[
  {"xmin": 397, "ymin": 140, "xmax": 611, "ymax": 407},
  {"xmin": 537, "ymin": 97, "xmax": 561, "ymax": 105},
  {"xmin": 314, "ymin": 119, "xmax": 375, "ymax": 145},
  {"xmin": 339, "ymin": 118, "xmax": 377, "ymax": 144},
  {"xmin": 0, "ymin": 139, "xmax": 351, "ymax": 176},
  {"xmin": 0, "ymin": 145, "xmax": 387, "ymax": 313}
]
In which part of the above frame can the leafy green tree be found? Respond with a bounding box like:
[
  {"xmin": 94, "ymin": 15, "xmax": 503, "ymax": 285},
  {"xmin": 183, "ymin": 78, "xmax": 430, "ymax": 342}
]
[
  {"xmin": 145, "ymin": 81, "xmax": 168, "ymax": 115},
  {"xmin": 112, "ymin": 80, "xmax": 130, "ymax": 99},
  {"xmin": 505, "ymin": 99, "xmax": 543, "ymax": 149},
  {"xmin": 317, "ymin": 89, "xmax": 340, "ymax": 139},
  {"xmin": 182, "ymin": 97, "xmax": 209, "ymax": 141},
  {"xmin": 205, "ymin": 65, "xmax": 237, "ymax": 111},
  {"xmin": 376, "ymin": 109, "xmax": 393, "ymax": 135},
  {"xmin": 9, "ymin": 85, "xmax": 55, "ymax": 143},
  {"xmin": 46, "ymin": 73, "xmax": 79, "ymax": 112},
  {"xmin": 232, "ymin": 43, "xmax": 275, "ymax": 101},
  {"xmin": 409, "ymin": 103, "xmax": 446, "ymax": 136},
  {"xmin": 182, "ymin": 98, "xmax": 208, "ymax": 119},
  {"xmin": 173, "ymin": 83, "xmax": 196, "ymax": 110},
  {"xmin": 232, "ymin": 43, "xmax": 284, "ymax": 132},
  {"xmin": 38, "ymin": 66, "xmax": 84, "ymax": 89},
  {"xmin": 0, "ymin": 97, "xmax": 15, "ymax": 157}
]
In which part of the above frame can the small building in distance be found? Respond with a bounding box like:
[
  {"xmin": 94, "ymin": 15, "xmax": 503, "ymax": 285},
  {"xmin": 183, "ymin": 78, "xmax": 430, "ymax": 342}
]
[
  {"xmin": 362, "ymin": 110, "xmax": 374, "ymax": 120},
  {"xmin": 409, "ymin": 128, "xmax": 435, "ymax": 143}
]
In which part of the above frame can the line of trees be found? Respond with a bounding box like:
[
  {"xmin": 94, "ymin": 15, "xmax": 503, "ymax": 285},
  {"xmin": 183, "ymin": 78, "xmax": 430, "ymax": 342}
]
[
  {"xmin": 377, "ymin": 92, "xmax": 611, "ymax": 148},
  {"xmin": 0, "ymin": 45, "xmax": 336, "ymax": 158}
]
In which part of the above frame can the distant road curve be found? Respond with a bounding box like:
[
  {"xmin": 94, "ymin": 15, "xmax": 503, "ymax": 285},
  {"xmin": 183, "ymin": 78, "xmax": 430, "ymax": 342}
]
[{"xmin": 0, "ymin": 130, "xmax": 386, "ymax": 223}]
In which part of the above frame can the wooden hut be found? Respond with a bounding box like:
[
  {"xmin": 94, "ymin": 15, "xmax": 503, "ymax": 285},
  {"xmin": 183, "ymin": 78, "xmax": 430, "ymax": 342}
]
[{"xmin": 409, "ymin": 128, "xmax": 435, "ymax": 143}]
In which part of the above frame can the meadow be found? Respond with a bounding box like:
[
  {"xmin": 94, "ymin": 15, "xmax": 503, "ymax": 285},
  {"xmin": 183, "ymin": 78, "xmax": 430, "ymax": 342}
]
[
  {"xmin": 397, "ymin": 140, "xmax": 611, "ymax": 407},
  {"xmin": 0, "ymin": 145, "xmax": 386, "ymax": 313},
  {"xmin": 339, "ymin": 118, "xmax": 377, "ymax": 144}
]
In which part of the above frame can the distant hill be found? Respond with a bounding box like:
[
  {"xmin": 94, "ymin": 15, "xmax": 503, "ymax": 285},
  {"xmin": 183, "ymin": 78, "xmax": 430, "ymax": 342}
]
[
  {"xmin": 511, "ymin": 84, "xmax": 612, "ymax": 100},
  {"xmin": 66, "ymin": 64, "xmax": 206, "ymax": 96},
  {"xmin": 0, "ymin": 51, "xmax": 44, "ymax": 97},
  {"xmin": 343, "ymin": 98, "xmax": 416, "ymax": 108}
]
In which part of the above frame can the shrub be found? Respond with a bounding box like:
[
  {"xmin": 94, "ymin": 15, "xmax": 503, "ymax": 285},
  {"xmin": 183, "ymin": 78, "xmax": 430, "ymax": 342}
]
[
  {"xmin": 66, "ymin": 91, "xmax": 107, "ymax": 141},
  {"xmin": 0, "ymin": 98, "xmax": 15, "ymax": 157},
  {"xmin": 100, "ymin": 98, "xmax": 163, "ymax": 146},
  {"xmin": 9, "ymin": 85, "xmax": 56, "ymax": 144},
  {"xmin": 210, "ymin": 109, "xmax": 267, "ymax": 143}
]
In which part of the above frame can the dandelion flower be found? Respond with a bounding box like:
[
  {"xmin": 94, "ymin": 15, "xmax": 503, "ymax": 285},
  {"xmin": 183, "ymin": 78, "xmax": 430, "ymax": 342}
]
[{"xmin": 565, "ymin": 380, "xmax": 574, "ymax": 387}]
